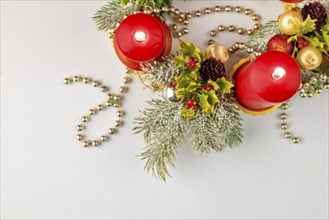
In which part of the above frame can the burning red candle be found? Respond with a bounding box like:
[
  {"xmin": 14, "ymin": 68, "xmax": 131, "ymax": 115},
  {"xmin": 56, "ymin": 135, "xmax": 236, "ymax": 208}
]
[
  {"xmin": 114, "ymin": 13, "xmax": 172, "ymax": 70},
  {"xmin": 234, "ymin": 51, "xmax": 302, "ymax": 111}
]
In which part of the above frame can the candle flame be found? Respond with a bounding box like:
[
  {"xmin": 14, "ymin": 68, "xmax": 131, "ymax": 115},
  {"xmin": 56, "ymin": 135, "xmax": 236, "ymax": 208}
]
[
  {"xmin": 272, "ymin": 67, "xmax": 286, "ymax": 80},
  {"xmin": 134, "ymin": 31, "xmax": 146, "ymax": 42}
]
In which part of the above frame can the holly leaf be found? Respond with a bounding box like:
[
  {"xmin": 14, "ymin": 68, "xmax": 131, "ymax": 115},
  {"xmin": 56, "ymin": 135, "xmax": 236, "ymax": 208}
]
[
  {"xmin": 207, "ymin": 80, "xmax": 220, "ymax": 91},
  {"xmin": 181, "ymin": 107, "xmax": 196, "ymax": 121},
  {"xmin": 304, "ymin": 36, "xmax": 328, "ymax": 54},
  {"xmin": 119, "ymin": 0, "xmax": 130, "ymax": 6},
  {"xmin": 299, "ymin": 15, "xmax": 316, "ymax": 35},
  {"xmin": 198, "ymin": 90, "xmax": 219, "ymax": 115},
  {"xmin": 216, "ymin": 77, "xmax": 234, "ymax": 94},
  {"xmin": 175, "ymin": 55, "xmax": 186, "ymax": 68}
]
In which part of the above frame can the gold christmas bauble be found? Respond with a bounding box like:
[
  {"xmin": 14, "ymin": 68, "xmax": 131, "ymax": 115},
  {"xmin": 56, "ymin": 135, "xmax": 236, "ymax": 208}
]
[{"xmin": 204, "ymin": 44, "xmax": 229, "ymax": 64}]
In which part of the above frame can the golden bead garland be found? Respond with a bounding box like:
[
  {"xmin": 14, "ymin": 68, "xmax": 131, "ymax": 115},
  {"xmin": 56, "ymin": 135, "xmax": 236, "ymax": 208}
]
[
  {"xmin": 279, "ymin": 103, "xmax": 301, "ymax": 144},
  {"xmin": 63, "ymin": 69, "xmax": 131, "ymax": 147}
]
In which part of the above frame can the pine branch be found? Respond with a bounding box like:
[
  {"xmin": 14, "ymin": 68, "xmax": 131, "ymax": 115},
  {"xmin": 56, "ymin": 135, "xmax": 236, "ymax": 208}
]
[
  {"xmin": 141, "ymin": 55, "xmax": 181, "ymax": 92},
  {"xmin": 246, "ymin": 20, "xmax": 280, "ymax": 53},
  {"xmin": 189, "ymin": 96, "xmax": 244, "ymax": 157},
  {"xmin": 93, "ymin": 0, "xmax": 138, "ymax": 32},
  {"xmin": 134, "ymin": 99, "xmax": 187, "ymax": 181},
  {"xmin": 214, "ymin": 96, "xmax": 244, "ymax": 148},
  {"xmin": 189, "ymin": 112, "xmax": 225, "ymax": 157}
]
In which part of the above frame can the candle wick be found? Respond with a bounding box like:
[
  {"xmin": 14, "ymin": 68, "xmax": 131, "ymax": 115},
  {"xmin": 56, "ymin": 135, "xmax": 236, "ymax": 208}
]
[
  {"xmin": 272, "ymin": 67, "xmax": 286, "ymax": 80},
  {"xmin": 134, "ymin": 31, "xmax": 146, "ymax": 42}
]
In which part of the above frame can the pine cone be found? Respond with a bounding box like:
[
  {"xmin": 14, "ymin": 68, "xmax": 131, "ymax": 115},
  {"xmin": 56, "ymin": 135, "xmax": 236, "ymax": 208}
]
[
  {"xmin": 302, "ymin": 2, "xmax": 327, "ymax": 31},
  {"xmin": 199, "ymin": 57, "xmax": 226, "ymax": 82}
]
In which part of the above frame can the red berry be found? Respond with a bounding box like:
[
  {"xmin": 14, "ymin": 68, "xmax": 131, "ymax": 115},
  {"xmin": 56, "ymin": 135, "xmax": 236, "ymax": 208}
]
[
  {"xmin": 185, "ymin": 104, "xmax": 191, "ymax": 109},
  {"xmin": 303, "ymin": 41, "xmax": 309, "ymax": 46},
  {"xmin": 298, "ymin": 38, "xmax": 303, "ymax": 44},
  {"xmin": 168, "ymin": 82, "xmax": 177, "ymax": 88},
  {"xmin": 298, "ymin": 43, "xmax": 304, "ymax": 49},
  {"xmin": 187, "ymin": 56, "xmax": 197, "ymax": 68},
  {"xmin": 206, "ymin": 85, "xmax": 213, "ymax": 91},
  {"xmin": 187, "ymin": 99, "xmax": 195, "ymax": 105},
  {"xmin": 191, "ymin": 104, "xmax": 197, "ymax": 110}
]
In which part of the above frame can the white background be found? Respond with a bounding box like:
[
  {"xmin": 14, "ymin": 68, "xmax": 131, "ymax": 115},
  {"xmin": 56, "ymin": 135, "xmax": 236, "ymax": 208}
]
[{"xmin": 1, "ymin": 0, "xmax": 328, "ymax": 219}]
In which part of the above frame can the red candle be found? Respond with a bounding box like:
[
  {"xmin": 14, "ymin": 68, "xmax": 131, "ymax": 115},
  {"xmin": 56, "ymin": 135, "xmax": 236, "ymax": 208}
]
[
  {"xmin": 114, "ymin": 13, "xmax": 172, "ymax": 70},
  {"xmin": 234, "ymin": 51, "xmax": 302, "ymax": 111}
]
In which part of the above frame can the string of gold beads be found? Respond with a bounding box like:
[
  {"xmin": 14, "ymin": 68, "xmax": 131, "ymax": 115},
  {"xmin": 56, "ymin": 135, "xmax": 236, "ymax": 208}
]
[
  {"xmin": 64, "ymin": 69, "xmax": 131, "ymax": 147},
  {"xmin": 279, "ymin": 103, "xmax": 301, "ymax": 144}
]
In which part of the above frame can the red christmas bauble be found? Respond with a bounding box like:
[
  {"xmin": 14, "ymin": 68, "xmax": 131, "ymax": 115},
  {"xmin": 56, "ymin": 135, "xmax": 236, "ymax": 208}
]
[
  {"xmin": 234, "ymin": 51, "xmax": 302, "ymax": 111},
  {"xmin": 114, "ymin": 13, "xmax": 172, "ymax": 70},
  {"xmin": 280, "ymin": 0, "xmax": 304, "ymax": 3}
]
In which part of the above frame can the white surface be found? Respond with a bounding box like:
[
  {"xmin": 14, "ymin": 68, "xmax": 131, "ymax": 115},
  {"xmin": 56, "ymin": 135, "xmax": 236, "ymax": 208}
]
[{"xmin": 1, "ymin": 0, "xmax": 328, "ymax": 219}]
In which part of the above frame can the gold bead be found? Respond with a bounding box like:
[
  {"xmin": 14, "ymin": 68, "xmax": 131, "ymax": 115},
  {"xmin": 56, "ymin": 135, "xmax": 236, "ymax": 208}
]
[
  {"xmin": 218, "ymin": 25, "xmax": 225, "ymax": 31},
  {"xmin": 284, "ymin": 132, "xmax": 292, "ymax": 139},
  {"xmin": 247, "ymin": 29, "xmax": 253, "ymax": 35},
  {"xmin": 100, "ymin": 135, "xmax": 110, "ymax": 141},
  {"xmin": 119, "ymin": 86, "xmax": 127, "ymax": 93},
  {"xmin": 281, "ymin": 113, "xmax": 287, "ymax": 120},
  {"xmin": 97, "ymin": 104, "xmax": 105, "ymax": 111},
  {"xmin": 292, "ymin": 137, "xmax": 300, "ymax": 144},
  {"xmin": 228, "ymin": 48, "xmax": 234, "ymax": 53},
  {"xmin": 208, "ymin": 39, "xmax": 215, "ymax": 45},
  {"xmin": 316, "ymin": 89, "xmax": 322, "ymax": 94},
  {"xmin": 303, "ymin": 83, "xmax": 310, "ymax": 89},
  {"xmin": 210, "ymin": 30, "xmax": 217, "ymax": 37},
  {"xmin": 82, "ymin": 140, "xmax": 91, "ymax": 147},
  {"xmin": 280, "ymin": 123, "xmax": 288, "ymax": 130},
  {"xmin": 300, "ymin": 93, "xmax": 307, "ymax": 98},
  {"xmin": 324, "ymin": 83, "xmax": 329, "ymax": 89},
  {"xmin": 143, "ymin": 8, "xmax": 152, "ymax": 14},
  {"xmin": 81, "ymin": 116, "xmax": 89, "ymax": 122},
  {"xmin": 237, "ymin": 28, "xmax": 244, "ymax": 35},
  {"xmin": 224, "ymin": 6, "xmax": 232, "ymax": 12},
  {"xmin": 108, "ymin": 128, "xmax": 116, "ymax": 134},
  {"xmin": 183, "ymin": 20, "xmax": 189, "ymax": 25},
  {"xmin": 63, "ymin": 78, "xmax": 73, "ymax": 84},
  {"xmin": 179, "ymin": 12, "xmax": 185, "ymax": 18},
  {"xmin": 114, "ymin": 120, "xmax": 122, "ymax": 127},
  {"xmin": 176, "ymin": 17, "xmax": 183, "ymax": 23},
  {"xmin": 100, "ymin": 86, "xmax": 109, "ymax": 92},
  {"xmin": 320, "ymin": 74, "xmax": 327, "ymax": 81},
  {"xmin": 89, "ymin": 109, "xmax": 97, "ymax": 115},
  {"xmin": 171, "ymin": 24, "xmax": 178, "ymax": 31},
  {"xmin": 153, "ymin": 8, "xmax": 161, "ymax": 14},
  {"xmin": 76, "ymin": 134, "xmax": 84, "ymax": 141},
  {"xmin": 83, "ymin": 77, "xmax": 91, "ymax": 84},
  {"xmin": 176, "ymin": 32, "xmax": 182, "ymax": 38},
  {"xmin": 228, "ymin": 25, "xmax": 235, "ymax": 32},
  {"xmin": 195, "ymin": 11, "xmax": 202, "ymax": 17},
  {"xmin": 73, "ymin": 76, "xmax": 82, "ymax": 82},
  {"xmin": 183, "ymin": 27, "xmax": 189, "ymax": 34},
  {"xmin": 310, "ymin": 77, "xmax": 317, "ymax": 84},
  {"xmin": 113, "ymin": 103, "xmax": 120, "ymax": 108},
  {"xmin": 281, "ymin": 103, "xmax": 288, "ymax": 110},
  {"xmin": 204, "ymin": 8, "xmax": 211, "ymax": 14},
  {"xmin": 76, "ymin": 124, "xmax": 85, "ymax": 131},
  {"xmin": 170, "ymin": 7, "xmax": 176, "ymax": 13},
  {"xmin": 174, "ymin": 9, "xmax": 180, "ymax": 15},
  {"xmin": 92, "ymin": 140, "xmax": 100, "ymax": 146},
  {"xmin": 254, "ymin": 52, "xmax": 262, "ymax": 57},
  {"xmin": 244, "ymin": 9, "xmax": 252, "ymax": 15},
  {"xmin": 161, "ymin": 6, "xmax": 169, "ymax": 13},
  {"xmin": 214, "ymin": 6, "xmax": 221, "ymax": 12},
  {"xmin": 238, "ymin": 43, "xmax": 245, "ymax": 49},
  {"xmin": 253, "ymin": 23, "xmax": 260, "ymax": 30},
  {"xmin": 307, "ymin": 92, "xmax": 314, "ymax": 98},
  {"xmin": 106, "ymin": 101, "xmax": 113, "ymax": 106},
  {"xmin": 252, "ymin": 14, "xmax": 259, "ymax": 21},
  {"xmin": 246, "ymin": 47, "xmax": 254, "ymax": 53},
  {"xmin": 92, "ymin": 81, "xmax": 100, "ymax": 87},
  {"xmin": 122, "ymin": 76, "xmax": 130, "ymax": 84},
  {"xmin": 117, "ymin": 110, "xmax": 124, "ymax": 117},
  {"xmin": 235, "ymin": 6, "xmax": 242, "ymax": 13}
]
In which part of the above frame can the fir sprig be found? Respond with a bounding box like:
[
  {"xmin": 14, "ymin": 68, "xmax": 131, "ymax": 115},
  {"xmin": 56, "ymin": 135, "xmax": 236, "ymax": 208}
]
[
  {"xmin": 141, "ymin": 56, "xmax": 181, "ymax": 92},
  {"xmin": 93, "ymin": 0, "xmax": 138, "ymax": 32},
  {"xmin": 246, "ymin": 20, "xmax": 280, "ymax": 53},
  {"xmin": 134, "ymin": 99, "xmax": 187, "ymax": 181}
]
